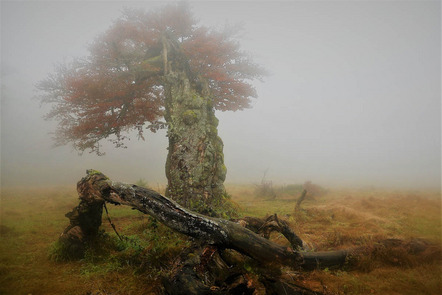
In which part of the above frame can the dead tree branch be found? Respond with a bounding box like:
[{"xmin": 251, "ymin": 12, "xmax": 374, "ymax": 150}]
[
  {"xmin": 295, "ymin": 189, "xmax": 308, "ymax": 211},
  {"xmin": 62, "ymin": 170, "xmax": 307, "ymax": 267}
]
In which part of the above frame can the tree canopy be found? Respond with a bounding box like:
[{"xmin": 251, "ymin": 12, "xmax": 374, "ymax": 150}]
[{"xmin": 38, "ymin": 3, "xmax": 265, "ymax": 155}]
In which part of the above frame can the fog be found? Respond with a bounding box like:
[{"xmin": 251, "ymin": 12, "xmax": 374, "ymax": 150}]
[{"xmin": 1, "ymin": 1, "xmax": 440, "ymax": 190}]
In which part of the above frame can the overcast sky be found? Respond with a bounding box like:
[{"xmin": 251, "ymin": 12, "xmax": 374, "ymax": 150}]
[{"xmin": 1, "ymin": 0, "xmax": 440, "ymax": 189}]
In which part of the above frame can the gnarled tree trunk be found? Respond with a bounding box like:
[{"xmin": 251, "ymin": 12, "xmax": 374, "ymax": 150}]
[{"xmin": 163, "ymin": 71, "xmax": 227, "ymax": 216}]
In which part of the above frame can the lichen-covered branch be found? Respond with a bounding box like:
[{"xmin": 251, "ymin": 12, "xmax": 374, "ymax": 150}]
[
  {"xmin": 63, "ymin": 170, "xmax": 397, "ymax": 271},
  {"xmin": 65, "ymin": 170, "xmax": 303, "ymax": 267}
]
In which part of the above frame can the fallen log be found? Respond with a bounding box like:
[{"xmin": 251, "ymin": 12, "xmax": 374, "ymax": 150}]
[
  {"xmin": 58, "ymin": 170, "xmax": 440, "ymax": 294},
  {"xmin": 62, "ymin": 170, "xmax": 302, "ymax": 267},
  {"xmin": 60, "ymin": 170, "xmax": 350, "ymax": 270}
]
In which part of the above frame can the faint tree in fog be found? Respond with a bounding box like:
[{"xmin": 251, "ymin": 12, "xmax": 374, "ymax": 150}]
[{"xmin": 37, "ymin": 3, "xmax": 265, "ymax": 216}]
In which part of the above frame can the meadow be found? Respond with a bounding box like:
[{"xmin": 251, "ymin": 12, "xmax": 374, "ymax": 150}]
[{"xmin": 1, "ymin": 184, "xmax": 441, "ymax": 294}]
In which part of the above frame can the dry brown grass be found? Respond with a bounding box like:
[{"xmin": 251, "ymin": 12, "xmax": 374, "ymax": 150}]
[
  {"xmin": 1, "ymin": 185, "xmax": 441, "ymax": 294},
  {"xmin": 227, "ymin": 184, "xmax": 441, "ymax": 294}
]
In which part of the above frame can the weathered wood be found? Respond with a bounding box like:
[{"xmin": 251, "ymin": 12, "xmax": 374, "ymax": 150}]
[
  {"xmin": 70, "ymin": 170, "xmax": 304, "ymax": 268},
  {"xmin": 59, "ymin": 170, "xmax": 372, "ymax": 271},
  {"xmin": 163, "ymin": 48, "xmax": 227, "ymax": 217},
  {"xmin": 58, "ymin": 170, "xmax": 440, "ymax": 294},
  {"xmin": 233, "ymin": 214, "xmax": 304, "ymax": 251}
]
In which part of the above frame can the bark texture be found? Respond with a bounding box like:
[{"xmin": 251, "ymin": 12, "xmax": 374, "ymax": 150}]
[
  {"xmin": 160, "ymin": 33, "xmax": 228, "ymax": 216},
  {"xmin": 58, "ymin": 170, "xmax": 328, "ymax": 293},
  {"xmin": 83, "ymin": 170, "xmax": 302, "ymax": 266},
  {"xmin": 60, "ymin": 170, "xmax": 357, "ymax": 270},
  {"xmin": 58, "ymin": 171, "xmax": 107, "ymax": 258},
  {"xmin": 164, "ymin": 71, "xmax": 228, "ymax": 216}
]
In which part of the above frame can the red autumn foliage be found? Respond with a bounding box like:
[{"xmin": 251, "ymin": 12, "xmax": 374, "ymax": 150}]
[{"xmin": 37, "ymin": 3, "xmax": 265, "ymax": 155}]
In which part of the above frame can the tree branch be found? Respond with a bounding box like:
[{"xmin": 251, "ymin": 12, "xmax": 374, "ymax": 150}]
[{"xmin": 60, "ymin": 170, "xmax": 356, "ymax": 270}]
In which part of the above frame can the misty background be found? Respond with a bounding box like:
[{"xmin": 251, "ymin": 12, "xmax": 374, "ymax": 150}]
[{"xmin": 1, "ymin": 1, "xmax": 440, "ymax": 190}]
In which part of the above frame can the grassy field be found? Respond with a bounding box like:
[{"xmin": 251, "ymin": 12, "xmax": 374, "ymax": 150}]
[{"xmin": 1, "ymin": 184, "xmax": 441, "ymax": 294}]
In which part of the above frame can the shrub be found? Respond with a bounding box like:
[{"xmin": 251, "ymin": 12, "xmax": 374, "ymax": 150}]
[
  {"xmin": 303, "ymin": 181, "xmax": 326, "ymax": 197},
  {"xmin": 135, "ymin": 178, "xmax": 149, "ymax": 188}
]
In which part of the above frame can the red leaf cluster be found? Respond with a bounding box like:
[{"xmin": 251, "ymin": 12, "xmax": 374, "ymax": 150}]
[{"xmin": 38, "ymin": 3, "xmax": 265, "ymax": 153}]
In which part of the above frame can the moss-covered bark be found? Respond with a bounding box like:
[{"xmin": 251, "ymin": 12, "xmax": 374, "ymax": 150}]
[
  {"xmin": 163, "ymin": 71, "xmax": 230, "ymax": 217},
  {"xmin": 55, "ymin": 171, "xmax": 108, "ymax": 258}
]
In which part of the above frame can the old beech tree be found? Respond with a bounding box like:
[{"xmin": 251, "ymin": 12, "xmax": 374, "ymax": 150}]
[{"xmin": 38, "ymin": 4, "xmax": 264, "ymax": 215}]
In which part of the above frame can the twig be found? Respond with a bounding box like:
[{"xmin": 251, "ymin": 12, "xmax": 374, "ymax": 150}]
[
  {"xmin": 103, "ymin": 203, "xmax": 123, "ymax": 241},
  {"xmin": 295, "ymin": 189, "xmax": 308, "ymax": 211}
]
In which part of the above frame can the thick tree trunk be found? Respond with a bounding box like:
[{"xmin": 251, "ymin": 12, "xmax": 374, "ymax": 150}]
[{"xmin": 163, "ymin": 71, "xmax": 227, "ymax": 216}]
